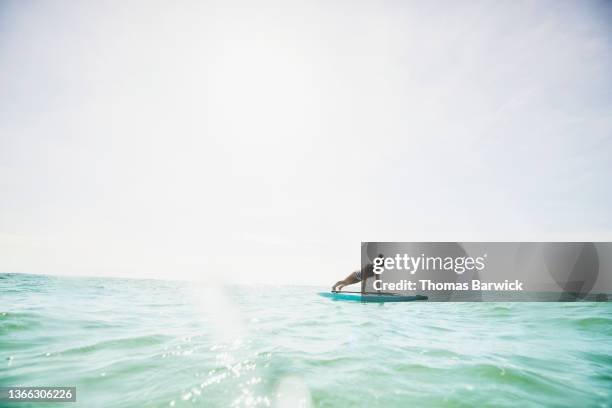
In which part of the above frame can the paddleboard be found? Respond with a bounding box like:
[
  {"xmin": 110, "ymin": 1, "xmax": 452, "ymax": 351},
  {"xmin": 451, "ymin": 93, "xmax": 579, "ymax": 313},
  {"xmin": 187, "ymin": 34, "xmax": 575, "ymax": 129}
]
[{"xmin": 318, "ymin": 292, "xmax": 428, "ymax": 303}]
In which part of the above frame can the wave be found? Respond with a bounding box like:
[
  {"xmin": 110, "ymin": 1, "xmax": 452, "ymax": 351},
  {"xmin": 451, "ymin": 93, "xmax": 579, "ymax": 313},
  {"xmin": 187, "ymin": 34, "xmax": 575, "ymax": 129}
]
[{"xmin": 57, "ymin": 335, "xmax": 168, "ymax": 356}]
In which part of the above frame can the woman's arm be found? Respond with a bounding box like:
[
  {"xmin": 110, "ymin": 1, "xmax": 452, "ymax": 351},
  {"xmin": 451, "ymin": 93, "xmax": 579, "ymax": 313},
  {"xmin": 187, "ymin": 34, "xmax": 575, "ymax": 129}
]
[{"xmin": 332, "ymin": 271, "xmax": 360, "ymax": 291}]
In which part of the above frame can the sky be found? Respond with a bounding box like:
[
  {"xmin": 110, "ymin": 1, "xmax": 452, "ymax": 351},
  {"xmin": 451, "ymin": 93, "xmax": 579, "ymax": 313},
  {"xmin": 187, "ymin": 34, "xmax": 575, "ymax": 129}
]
[{"xmin": 1, "ymin": 0, "xmax": 612, "ymax": 285}]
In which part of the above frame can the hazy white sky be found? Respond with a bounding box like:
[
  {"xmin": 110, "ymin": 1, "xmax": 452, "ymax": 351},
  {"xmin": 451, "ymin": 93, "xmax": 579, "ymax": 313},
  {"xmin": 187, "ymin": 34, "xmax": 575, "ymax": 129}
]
[{"xmin": 1, "ymin": 0, "xmax": 611, "ymax": 284}]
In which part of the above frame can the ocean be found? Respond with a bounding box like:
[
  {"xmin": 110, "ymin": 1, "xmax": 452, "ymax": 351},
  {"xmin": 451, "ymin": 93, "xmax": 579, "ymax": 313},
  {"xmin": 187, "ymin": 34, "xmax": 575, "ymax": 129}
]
[{"xmin": 1, "ymin": 273, "xmax": 610, "ymax": 407}]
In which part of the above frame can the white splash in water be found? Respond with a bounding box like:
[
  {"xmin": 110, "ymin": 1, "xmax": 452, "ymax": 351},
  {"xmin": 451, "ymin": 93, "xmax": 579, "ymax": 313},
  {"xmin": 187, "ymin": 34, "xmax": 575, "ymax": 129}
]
[{"xmin": 274, "ymin": 377, "xmax": 312, "ymax": 408}]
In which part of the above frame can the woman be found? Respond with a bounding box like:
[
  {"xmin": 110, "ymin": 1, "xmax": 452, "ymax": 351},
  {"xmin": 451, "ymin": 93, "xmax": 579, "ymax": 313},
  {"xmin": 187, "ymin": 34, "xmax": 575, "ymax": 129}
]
[{"xmin": 332, "ymin": 254, "xmax": 383, "ymax": 292}]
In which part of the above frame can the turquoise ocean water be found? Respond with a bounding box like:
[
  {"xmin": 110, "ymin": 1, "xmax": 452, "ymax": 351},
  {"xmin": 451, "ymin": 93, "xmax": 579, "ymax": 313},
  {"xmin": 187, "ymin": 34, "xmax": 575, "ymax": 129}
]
[{"xmin": 1, "ymin": 273, "xmax": 611, "ymax": 407}]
